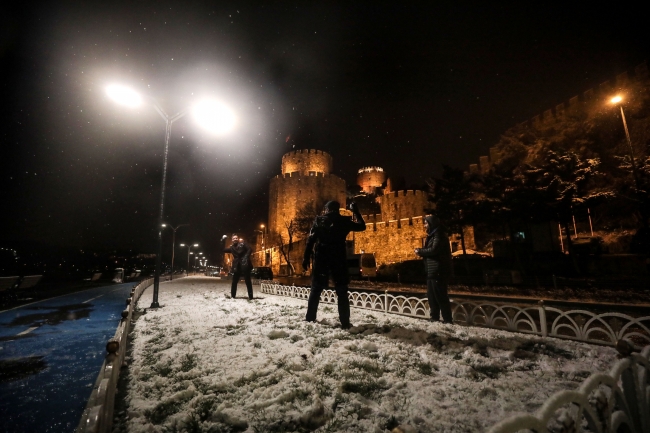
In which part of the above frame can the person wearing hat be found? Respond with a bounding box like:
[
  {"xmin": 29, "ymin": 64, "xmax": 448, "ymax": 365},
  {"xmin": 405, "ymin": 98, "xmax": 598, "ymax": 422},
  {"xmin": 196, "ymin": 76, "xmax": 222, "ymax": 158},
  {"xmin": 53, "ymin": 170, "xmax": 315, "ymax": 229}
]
[
  {"xmin": 415, "ymin": 215, "xmax": 453, "ymax": 323},
  {"xmin": 302, "ymin": 200, "xmax": 366, "ymax": 328}
]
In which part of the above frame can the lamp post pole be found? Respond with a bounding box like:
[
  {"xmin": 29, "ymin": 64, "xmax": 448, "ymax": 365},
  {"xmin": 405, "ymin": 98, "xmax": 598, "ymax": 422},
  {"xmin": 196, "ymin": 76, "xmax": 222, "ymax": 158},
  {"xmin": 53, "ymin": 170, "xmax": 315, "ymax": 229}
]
[
  {"xmin": 150, "ymin": 106, "xmax": 189, "ymax": 308},
  {"xmin": 618, "ymin": 104, "xmax": 640, "ymax": 191},
  {"xmin": 610, "ymin": 96, "xmax": 640, "ymax": 191},
  {"xmin": 259, "ymin": 224, "xmax": 267, "ymax": 265}
]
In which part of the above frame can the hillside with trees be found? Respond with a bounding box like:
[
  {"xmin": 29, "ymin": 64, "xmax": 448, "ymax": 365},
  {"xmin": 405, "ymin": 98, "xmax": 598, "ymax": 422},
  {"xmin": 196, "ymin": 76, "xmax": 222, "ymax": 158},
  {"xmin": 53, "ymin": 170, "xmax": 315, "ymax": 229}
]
[{"xmin": 428, "ymin": 70, "xmax": 650, "ymax": 274}]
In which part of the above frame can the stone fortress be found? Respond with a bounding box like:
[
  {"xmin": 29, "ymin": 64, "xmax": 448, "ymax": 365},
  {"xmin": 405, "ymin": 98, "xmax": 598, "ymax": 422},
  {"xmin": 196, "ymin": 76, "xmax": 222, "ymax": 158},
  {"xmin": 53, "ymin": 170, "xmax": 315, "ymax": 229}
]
[
  {"xmin": 249, "ymin": 63, "xmax": 649, "ymax": 275},
  {"xmin": 268, "ymin": 149, "xmax": 346, "ymax": 244},
  {"xmin": 254, "ymin": 149, "xmax": 475, "ymax": 276}
]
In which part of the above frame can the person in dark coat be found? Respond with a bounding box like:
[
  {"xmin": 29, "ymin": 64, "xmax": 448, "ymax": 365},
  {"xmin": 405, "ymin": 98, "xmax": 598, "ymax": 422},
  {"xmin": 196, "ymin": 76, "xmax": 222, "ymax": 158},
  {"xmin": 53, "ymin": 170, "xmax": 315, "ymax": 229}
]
[
  {"xmin": 415, "ymin": 215, "xmax": 453, "ymax": 323},
  {"xmin": 221, "ymin": 234, "xmax": 254, "ymax": 300},
  {"xmin": 302, "ymin": 201, "xmax": 366, "ymax": 328}
]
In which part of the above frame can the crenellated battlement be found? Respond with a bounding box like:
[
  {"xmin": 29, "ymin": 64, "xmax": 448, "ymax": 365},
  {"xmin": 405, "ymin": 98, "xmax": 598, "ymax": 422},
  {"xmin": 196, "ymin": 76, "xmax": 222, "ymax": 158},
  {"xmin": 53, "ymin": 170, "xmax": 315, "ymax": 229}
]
[
  {"xmin": 363, "ymin": 216, "xmax": 425, "ymax": 232},
  {"xmin": 281, "ymin": 149, "xmax": 333, "ymax": 176},
  {"xmin": 471, "ymin": 62, "xmax": 649, "ymax": 171},
  {"xmin": 379, "ymin": 189, "xmax": 428, "ymax": 222},
  {"xmin": 274, "ymin": 172, "xmax": 328, "ymax": 179},
  {"xmin": 282, "ymin": 148, "xmax": 329, "ymax": 157},
  {"xmin": 523, "ymin": 63, "xmax": 647, "ymax": 129},
  {"xmin": 384, "ymin": 189, "xmax": 426, "ymax": 198},
  {"xmin": 358, "ymin": 166, "xmax": 384, "ymax": 174}
]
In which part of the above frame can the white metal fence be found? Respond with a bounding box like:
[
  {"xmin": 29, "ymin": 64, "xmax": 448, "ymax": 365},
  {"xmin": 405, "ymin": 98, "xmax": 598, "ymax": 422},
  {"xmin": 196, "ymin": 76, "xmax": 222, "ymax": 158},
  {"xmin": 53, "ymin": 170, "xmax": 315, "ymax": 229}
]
[
  {"xmin": 488, "ymin": 345, "xmax": 650, "ymax": 433},
  {"xmin": 260, "ymin": 283, "xmax": 650, "ymax": 348},
  {"xmin": 76, "ymin": 278, "xmax": 153, "ymax": 433},
  {"xmin": 262, "ymin": 282, "xmax": 650, "ymax": 432}
]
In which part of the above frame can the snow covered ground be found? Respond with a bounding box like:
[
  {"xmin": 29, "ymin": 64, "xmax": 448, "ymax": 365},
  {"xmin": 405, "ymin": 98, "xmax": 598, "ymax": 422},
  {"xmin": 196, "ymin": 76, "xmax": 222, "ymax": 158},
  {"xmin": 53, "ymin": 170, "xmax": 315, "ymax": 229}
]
[{"xmin": 121, "ymin": 277, "xmax": 618, "ymax": 433}]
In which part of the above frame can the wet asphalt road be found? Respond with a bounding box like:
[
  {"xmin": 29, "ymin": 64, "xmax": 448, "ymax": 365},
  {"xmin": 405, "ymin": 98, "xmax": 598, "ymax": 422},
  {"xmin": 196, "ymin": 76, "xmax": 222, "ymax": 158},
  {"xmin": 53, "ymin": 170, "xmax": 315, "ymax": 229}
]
[{"xmin": 0, "ymin": 282, "xmax": 134, "ymax": 433}]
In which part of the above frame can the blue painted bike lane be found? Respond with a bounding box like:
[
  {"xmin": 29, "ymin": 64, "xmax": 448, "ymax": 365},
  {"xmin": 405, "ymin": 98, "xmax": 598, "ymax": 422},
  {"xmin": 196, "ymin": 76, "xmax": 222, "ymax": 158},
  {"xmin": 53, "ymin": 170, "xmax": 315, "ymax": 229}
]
[{"xmin": 0, "ymin": 283, "xmax": 135, "ymax": 433}]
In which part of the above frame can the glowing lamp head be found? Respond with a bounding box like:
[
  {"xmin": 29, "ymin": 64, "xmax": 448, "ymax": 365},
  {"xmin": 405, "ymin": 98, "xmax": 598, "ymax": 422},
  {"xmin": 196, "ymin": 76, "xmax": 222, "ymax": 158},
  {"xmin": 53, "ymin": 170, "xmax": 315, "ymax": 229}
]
[
  {"xmin": 611, "ymin": 96, "xmax": 622, "ymax": 104},
  {"xmin": 192, "ymin": 99, "xmax": 236, "ymax": 135},
  {"xmin": 106, "ymin": 85, "xmax": 143, "ymax": 108}
]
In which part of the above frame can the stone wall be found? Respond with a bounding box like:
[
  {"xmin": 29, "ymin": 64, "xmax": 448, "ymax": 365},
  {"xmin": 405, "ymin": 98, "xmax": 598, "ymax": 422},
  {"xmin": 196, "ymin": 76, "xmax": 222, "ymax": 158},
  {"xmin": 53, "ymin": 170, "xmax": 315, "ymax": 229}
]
[
  {"xmin": 352, "ymin": 216, "xmax": 427, "ymax": 265},
  {"xmin": 251, "ymin": 237, "xmax": 308, "ymax": 276},
  {"xmin": 281, "ymin": 149, "xmax": 333, "ymax": 175},
  {"xmin": 378, "ymin": 190, "xmax": 429, "ymax": 222},
  {"xmin": 472, "ymin": 62, "xmax": 649, "ymax": 171}
]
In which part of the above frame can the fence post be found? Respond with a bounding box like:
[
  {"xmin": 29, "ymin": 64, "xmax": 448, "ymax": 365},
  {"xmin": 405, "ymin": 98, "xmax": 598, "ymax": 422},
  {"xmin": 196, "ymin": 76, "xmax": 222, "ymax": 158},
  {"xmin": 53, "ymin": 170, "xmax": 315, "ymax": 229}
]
[
  {"xmin": 384, "ymin": 290, "xmax": 388, "ymax": 313},
  {"xmin": 538, "ymin": 300, "xmax": 547, "ymax": 337},
  {"xmin": 552, "ymin": 274, "xmax": 557, "ymax": 290}
]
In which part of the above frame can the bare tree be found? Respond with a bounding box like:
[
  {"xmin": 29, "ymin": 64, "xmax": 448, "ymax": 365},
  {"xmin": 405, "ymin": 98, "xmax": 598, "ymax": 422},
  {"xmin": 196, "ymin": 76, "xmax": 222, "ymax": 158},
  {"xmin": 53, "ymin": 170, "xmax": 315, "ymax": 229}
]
[
  {"xmin": 294, "ymin": 201, "xmax": 323, "ymax": 240},
  {"xmin": 283, "ymin": 220, "xmax": 297, "ymax": 274},
  {"xmin": 268, "ymin": 221, "xmax": 297, "ymax": 275}
]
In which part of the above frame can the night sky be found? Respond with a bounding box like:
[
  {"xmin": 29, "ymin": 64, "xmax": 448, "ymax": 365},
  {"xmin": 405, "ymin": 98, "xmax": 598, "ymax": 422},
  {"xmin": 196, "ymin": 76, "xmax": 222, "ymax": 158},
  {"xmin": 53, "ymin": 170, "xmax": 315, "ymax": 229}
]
[{"xmin": 1, "ymin": 1, "xmax": 647, "ymax": 264}]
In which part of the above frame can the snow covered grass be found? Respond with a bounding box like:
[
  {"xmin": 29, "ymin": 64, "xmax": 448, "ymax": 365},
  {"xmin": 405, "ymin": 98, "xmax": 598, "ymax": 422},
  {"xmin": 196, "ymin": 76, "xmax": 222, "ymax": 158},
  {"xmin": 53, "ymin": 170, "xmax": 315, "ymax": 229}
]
[{"xmin": 121, "ymin": 277, "xmax": 618, "ymax": 433}]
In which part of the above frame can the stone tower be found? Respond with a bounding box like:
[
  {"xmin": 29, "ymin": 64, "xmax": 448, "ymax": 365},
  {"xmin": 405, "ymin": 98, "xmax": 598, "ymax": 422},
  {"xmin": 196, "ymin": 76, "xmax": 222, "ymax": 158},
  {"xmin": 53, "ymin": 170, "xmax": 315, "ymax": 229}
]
[
  {"xmin": 357, "ymin": 166, "xmax": 385, "ymax": 194},
  {"xmin": 269, "ymin": 149, "xmax": 346, "ymax": 242}
]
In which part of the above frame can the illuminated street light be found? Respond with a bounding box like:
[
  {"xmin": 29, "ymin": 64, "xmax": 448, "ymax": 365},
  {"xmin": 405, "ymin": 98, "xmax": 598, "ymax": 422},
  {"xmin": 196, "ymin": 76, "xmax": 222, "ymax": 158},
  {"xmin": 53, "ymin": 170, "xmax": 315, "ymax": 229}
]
[
  {"xmin": 193, "ymin": 253, "xmax": 204, "ymax": 274},
  {"xmin": 106, "ymin": 84, "xmax": 143, "ymax": 108},
  {"xmin": 180, "ymin": 243, "xmax": 199, "ymax": 276},
  {"xmin": 192, "ymin": 99, "xmax": 236, "ymax": 135},
  {"xmin": 106, "ymin": 84, "xmax": 235, "ymax": 308},
  {"xmin": 610, "ymin": 95, "xmax": 640, "ymax": 191},
  {"xmin": 162, "ymin": 223, "xmax": 189, "ymax": 280}
]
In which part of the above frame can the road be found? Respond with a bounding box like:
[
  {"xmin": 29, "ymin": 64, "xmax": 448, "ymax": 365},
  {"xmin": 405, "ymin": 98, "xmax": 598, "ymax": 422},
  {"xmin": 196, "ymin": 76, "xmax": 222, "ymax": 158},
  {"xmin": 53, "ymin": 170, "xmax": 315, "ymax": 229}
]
[{"xmin": 0, "ymin": 282, "xmax": 134, "ymax": 433}]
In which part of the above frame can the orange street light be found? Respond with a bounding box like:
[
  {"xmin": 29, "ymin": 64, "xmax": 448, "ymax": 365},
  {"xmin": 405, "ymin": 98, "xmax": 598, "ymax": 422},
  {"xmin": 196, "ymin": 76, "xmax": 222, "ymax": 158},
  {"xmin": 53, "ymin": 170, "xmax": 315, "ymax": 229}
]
[{"xmin": 609, "ymin": 95, "xmax": 640, "ymax": 191}]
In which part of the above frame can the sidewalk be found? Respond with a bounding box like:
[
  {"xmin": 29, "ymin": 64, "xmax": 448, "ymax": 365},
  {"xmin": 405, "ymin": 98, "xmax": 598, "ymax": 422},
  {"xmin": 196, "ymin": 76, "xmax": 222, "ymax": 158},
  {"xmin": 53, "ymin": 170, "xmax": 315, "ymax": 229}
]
[{"xmin": 119, "ymin": 277, "xmax": 618, "ymax": 433}]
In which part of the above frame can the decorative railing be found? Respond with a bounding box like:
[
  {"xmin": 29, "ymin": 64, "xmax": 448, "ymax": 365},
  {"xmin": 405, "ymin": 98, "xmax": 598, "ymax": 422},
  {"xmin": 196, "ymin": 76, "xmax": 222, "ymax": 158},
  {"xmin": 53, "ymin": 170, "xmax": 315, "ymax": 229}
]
[
  {"xmin": 488, "ymin": 344, "xmax": 650, "ymax": 433},
  {"xmin": 76, "ymin": 278, "xmax": 154, "ymax": 433},
  {"xmin": 260, "ymin": 283, "xmax": 650, "ymax": 348}
]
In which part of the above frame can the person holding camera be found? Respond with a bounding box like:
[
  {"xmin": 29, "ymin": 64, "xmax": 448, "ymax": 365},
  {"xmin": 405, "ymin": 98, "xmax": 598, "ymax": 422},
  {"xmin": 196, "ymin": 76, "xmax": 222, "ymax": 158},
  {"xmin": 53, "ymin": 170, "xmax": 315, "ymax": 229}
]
[
  {"xmin": 221, "ymin": 234, "xmax": 254, "ymax": 300},
  {"xmin": 302, "ymin": 201, "xmax": 366, "ymax": 328}
]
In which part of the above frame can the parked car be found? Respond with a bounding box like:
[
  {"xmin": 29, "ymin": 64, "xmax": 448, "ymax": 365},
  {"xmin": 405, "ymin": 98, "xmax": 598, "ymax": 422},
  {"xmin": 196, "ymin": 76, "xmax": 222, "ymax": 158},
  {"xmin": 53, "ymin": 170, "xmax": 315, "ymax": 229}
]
[{"xmin": 251, "ymin": 267, "xmax": 274, "ymax": 280}]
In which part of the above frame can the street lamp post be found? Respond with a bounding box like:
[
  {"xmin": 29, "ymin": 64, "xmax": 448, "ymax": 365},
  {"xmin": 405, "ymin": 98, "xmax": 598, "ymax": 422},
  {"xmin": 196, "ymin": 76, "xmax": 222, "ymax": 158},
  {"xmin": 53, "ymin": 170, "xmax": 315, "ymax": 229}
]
[
  {"xmin": 194, "ymin": 255, "xmax": 201, "ymax": 274},
  {"xmin": 256, "ymin": 224, "xmax": 267, "ymax": 265},
  {"xmin": 254, "ymin": 224, "xmax": 266, "ymax": 266},
  {"xmin": 162, "ymin": 223, "xmax": 189, "ymax": 281},
  {"xmin": 180, "ymin": 243, "xmax": 199, "ymax": 275},
  {"xmin": 105, "ymin": 84, "xmax": 235, "ymax": 308},
  {"xmin": 610, "ymin": 96, "xmax": 640, "ymax": 191}
]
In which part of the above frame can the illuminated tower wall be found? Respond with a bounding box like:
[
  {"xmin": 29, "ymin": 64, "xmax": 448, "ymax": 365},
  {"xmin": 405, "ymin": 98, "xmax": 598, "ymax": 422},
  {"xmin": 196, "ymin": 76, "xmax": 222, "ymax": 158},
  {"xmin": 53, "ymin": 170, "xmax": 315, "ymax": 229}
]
[
  {"xmin": 357, "ymin": 166, "xmax": 385, "ymax": 194},
  {"xmin": 269, "ymin": 149, "xmax": 346, "ymax": 243}
]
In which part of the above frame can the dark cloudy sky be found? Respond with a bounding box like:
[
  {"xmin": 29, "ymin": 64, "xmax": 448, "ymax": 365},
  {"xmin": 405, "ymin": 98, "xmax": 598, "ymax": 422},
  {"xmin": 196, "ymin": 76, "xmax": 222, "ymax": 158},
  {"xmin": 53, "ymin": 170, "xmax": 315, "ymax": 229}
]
[{"xmin": 0, "ymin": 1, "xmax": 647, "ymax": 260}]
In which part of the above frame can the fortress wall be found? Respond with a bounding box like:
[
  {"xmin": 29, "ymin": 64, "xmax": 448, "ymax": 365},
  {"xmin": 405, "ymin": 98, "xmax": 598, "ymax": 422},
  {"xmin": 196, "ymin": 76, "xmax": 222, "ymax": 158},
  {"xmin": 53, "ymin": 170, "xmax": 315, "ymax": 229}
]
[
  {"xmin": 379, "ymin": 189, "xmax": 428, "ymax": 222},
  {"xmin": 474, "ymin": 62, "xmax": 649, "ymax": 169},
  {"xmin": 352, "ymin": 217, "xmax": 426, "ymax": 265},
  {"xmin": 353, "ymin": 216, "xmax": 474, "ymax": 267},
  {"xmin": 281, "ymin": 149, "xmax": 333, "ymax": 175}
]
